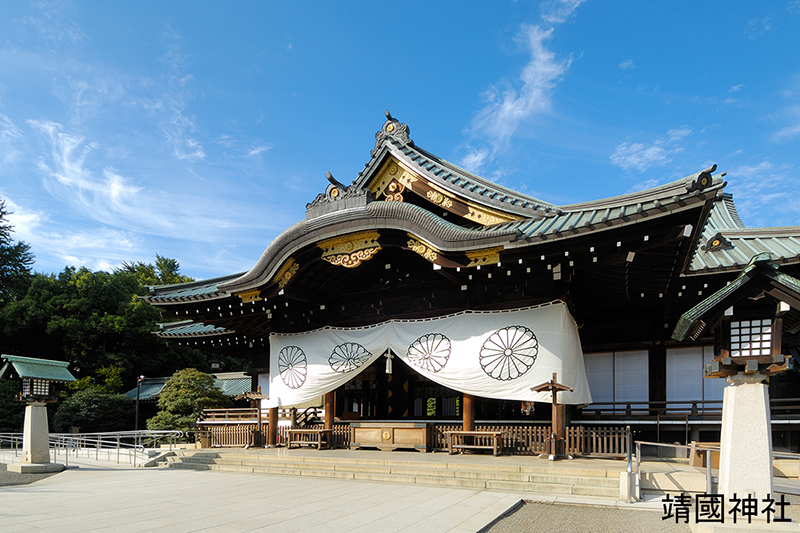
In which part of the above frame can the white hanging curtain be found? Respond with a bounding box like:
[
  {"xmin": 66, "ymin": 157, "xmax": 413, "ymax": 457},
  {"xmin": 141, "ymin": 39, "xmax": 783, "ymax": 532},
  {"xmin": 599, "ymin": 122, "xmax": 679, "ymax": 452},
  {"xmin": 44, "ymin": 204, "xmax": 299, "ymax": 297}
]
[{"xmin": 266, "ymin": 300, "xmax": 592, "ymax": 407}]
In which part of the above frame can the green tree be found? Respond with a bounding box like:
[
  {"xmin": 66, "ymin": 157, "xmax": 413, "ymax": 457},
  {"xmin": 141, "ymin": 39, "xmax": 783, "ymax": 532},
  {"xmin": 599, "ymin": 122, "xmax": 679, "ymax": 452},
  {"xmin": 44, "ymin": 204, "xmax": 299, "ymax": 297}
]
[
  {"xmin": 146, "ymin": 368, "xmax": 230, "ymax": 432},
  {"xmin": 0, "ymin": 199, "xmax": 34, "ymax": 304},
  {"xmin": 118, "ymin": 254, "xmax": 194, "ymax": 287},
  {"xmin": 0, "ymin": 267, "xmax": 211, "ymax": 387},
  {"xmin": 52, "ymin": 389, "xmax": 134, "ymax": 433},
  {"xmin": 68, "ymin": 365, "xmax": 125, "ymax": 394},
  {"xmin": 0, "ymin": 380, "xmax": 24, "ymax": 432}
]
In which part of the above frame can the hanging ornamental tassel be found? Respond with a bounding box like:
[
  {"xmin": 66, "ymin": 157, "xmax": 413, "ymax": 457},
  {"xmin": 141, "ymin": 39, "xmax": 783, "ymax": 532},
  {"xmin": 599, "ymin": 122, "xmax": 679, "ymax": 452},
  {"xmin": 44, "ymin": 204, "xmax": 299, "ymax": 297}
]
[{"xmin": 385, "ymin": 350, "xmax": 394, "ymax": 375}]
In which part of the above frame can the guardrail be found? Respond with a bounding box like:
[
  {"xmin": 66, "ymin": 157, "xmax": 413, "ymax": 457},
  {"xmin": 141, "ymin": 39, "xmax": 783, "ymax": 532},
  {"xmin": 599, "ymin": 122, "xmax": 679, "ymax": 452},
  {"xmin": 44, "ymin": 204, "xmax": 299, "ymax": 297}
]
[
  {"xmin": 0, "ymin": 430, "xmax": 183, "ymax": 468},
  {"xmin": 580, "ymin": 397, "xmax": 800, "ymax": 419},
  {"xmin": 628, "ymin": 440, "xmax": 800, "ymax": 502}
]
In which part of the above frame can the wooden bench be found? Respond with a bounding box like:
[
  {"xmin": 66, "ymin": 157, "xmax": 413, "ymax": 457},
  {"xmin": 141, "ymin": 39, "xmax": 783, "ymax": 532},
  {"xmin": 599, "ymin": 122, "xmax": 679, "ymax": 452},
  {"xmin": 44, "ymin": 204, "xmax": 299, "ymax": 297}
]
[
  {"xmin": 444, "ymin": 430, "xmax": 505, "ymax": 456},
  {"xmin": 287, "ymin": 428, "xmax": 333, "ymax": 450}
]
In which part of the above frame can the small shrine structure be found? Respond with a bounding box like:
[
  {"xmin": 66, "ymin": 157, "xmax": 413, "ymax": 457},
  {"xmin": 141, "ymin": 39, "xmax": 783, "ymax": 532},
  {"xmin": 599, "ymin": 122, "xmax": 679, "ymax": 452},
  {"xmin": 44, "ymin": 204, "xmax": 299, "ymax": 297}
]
[
  {"xmin": 672, "ymin": 253, "xmax": 797, "ymax": 500},
  {"xmin": 0, "ymin": 354, "xmax": 76, "ymax": 473}
]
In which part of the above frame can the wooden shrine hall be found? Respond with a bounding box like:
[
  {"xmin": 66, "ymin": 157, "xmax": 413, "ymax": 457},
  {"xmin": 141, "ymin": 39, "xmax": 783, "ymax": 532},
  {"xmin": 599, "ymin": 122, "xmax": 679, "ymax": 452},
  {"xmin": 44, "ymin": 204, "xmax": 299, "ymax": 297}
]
[{"xmin": 142, "ymin": 111, "xmax": 800, "ymax": 455}]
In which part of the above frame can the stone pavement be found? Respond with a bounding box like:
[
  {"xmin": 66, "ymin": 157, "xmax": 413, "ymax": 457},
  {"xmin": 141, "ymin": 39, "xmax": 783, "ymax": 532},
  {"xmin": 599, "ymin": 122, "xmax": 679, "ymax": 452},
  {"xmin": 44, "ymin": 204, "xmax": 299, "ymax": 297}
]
[
  {"xmin": 0, "ymin": 451, "xmax": 676, "ymax": 533},
  {"xmin": 0, "ymin": 455, "xmax": 520, "ymax": 533},
  {"xmin": 9, "ymin": 449, "xmax": 795, "ymax": 533}
]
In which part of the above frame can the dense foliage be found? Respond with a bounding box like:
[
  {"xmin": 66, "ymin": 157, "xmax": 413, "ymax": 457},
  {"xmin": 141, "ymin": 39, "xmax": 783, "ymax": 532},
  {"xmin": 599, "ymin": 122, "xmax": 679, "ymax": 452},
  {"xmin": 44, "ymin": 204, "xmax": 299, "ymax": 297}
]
[
  {"xmin": 0, "ymin": 200, "xmax": 34, "ymax": 304},
  {"xmin": 52, "ymin": 389, "xmax": 135, "ymax": 433},
  {"xmin": 0, "ymin": 266, "xmax": 212, "ymax": 386},
  {"xmin": 118, "ymin": 254, "xmax": 194, "ymax": 286},
  {"xmin": 0, "ymin": 380, "xmax": 25, "ymax": 432},
  {"xmin": 146, "ymin": 368, "xmax": 231, "ymax": 432}
]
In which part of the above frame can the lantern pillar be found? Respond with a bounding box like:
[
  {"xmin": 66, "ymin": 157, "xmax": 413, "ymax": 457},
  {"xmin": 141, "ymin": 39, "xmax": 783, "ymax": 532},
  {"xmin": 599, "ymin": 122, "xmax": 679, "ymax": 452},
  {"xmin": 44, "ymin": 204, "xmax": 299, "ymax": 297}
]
[{"xmin": 718, "ymin": 372, "xmax": 773, "ymax": 501}]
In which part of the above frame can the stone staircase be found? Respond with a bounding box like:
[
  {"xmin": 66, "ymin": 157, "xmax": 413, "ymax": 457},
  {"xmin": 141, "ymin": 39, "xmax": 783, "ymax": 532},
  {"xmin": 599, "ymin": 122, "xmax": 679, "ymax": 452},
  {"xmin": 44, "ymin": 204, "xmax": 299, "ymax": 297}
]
[{"xmin": 165, "ymin": 450, "xmax": 622, "ymax": 499}]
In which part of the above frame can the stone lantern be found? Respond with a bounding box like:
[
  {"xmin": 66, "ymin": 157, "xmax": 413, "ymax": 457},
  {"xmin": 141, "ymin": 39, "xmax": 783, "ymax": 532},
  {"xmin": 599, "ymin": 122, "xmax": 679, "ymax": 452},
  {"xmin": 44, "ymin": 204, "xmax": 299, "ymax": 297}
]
[
  {"xmin": 0, "ymin": 354, "xmax": 76, "ymax": 473},
  {"xmin": 672, "ymin": 253, "xmax": 796, "ymax": 503}
]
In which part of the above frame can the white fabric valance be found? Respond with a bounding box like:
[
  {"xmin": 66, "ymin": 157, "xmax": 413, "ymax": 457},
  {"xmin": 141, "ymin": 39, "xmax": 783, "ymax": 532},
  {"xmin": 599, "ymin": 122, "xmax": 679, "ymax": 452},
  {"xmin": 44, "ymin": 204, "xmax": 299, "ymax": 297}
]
[{"xmin": 266, "ymin": 301, "xmax": 592, "ymax": 407}]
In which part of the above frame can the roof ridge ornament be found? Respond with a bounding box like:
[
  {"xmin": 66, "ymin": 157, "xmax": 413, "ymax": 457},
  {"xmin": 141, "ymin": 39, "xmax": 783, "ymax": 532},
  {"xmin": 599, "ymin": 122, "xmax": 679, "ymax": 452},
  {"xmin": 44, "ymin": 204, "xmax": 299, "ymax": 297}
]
[
  {"xmin": 372, "ymin": 109, "xmax": 413, "ymax": 156},
  {"xmin": 686, "ymin": 164, "xmax": 717, "ymax": 192},
  {"xmin": 306, "ymin": 171, "xmax": 371, "ymax": 217}
]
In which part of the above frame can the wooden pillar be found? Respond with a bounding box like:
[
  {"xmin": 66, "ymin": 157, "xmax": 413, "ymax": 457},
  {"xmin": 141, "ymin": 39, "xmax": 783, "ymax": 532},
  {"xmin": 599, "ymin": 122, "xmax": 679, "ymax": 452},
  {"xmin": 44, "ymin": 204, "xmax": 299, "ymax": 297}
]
[
  {"xmin": 463, "ymin": 393, "xmax": 475, "ymax": 431},
  {"xmin": 325, "ymin": 391, "xmax": 334, "ymax": 431},
  {"xmin": 268, "ymin": 407, "xmax": 278, "ymax": 446}
]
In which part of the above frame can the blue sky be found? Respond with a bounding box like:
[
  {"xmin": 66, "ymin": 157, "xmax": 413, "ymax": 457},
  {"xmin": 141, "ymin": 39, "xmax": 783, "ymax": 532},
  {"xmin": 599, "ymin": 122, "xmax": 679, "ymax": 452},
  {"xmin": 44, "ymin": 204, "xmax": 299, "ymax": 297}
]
[{"xmin": 1, "ymin": 1, "xmax": 799, "ymax": 279}]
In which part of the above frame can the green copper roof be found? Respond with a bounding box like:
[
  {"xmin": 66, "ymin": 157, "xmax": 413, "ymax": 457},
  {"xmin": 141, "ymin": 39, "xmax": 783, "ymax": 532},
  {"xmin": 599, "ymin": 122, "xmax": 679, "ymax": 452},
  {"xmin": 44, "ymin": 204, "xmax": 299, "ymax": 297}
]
[
  {"xmin": 124, "ymin": 372, "xmax": 251, "ymax": 401},
  {"xmin": 0, "ymin": 355, "xmax": 76, "ymax": 382},
  {"xmin": 672, "ymin": 253, "xmax": 800, "ymax": 341}
]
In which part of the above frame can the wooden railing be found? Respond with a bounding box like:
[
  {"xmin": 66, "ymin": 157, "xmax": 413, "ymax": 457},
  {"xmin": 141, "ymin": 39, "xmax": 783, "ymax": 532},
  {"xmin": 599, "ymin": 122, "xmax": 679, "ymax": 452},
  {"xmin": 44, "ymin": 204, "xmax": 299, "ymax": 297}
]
[
  {"xmin": 431, "ymin": 424, "xmax": 627, "ymax": 457},
  {"xmin": 197, "ymin": 408, "xmax": 629, "ymax": 456},
  {"xmin": 578, "ymin": 397, "xmax": 800, "ymax": 419},
  {"xmin": 207, "ymin": 424, "xmax": 257, "ymax": 447},
  {"xmin": 200, "ymin": 408, "xmax": 260, "ymax": 423}
]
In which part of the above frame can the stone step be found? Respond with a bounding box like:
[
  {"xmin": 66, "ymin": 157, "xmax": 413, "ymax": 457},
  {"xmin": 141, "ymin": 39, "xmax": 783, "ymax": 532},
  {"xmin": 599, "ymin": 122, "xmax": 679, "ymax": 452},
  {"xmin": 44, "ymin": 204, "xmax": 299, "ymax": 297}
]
[
  {"xmin": 166, "ymin": 453, "xmax": 623, "ymax": 499},
  {"xmin": 485, "ymin": 480, "xmax": 574, "ymax": 494},
  {"xmin": 528, "ymin": 474, "xmax": 619, "ymax": 488}
]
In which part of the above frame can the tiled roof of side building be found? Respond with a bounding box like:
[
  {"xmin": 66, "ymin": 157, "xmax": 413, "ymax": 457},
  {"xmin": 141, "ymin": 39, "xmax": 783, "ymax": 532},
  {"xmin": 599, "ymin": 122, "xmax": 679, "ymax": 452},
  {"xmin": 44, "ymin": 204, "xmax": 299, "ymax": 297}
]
[
  {"xmin": 156, "ymin": 320, "xmax": 233, "ymax": 337},
  {"xmin": 688, "ymin": 193, "xmax": 800, "ymax": 274},
  {"xmin": 141, "ymin": 272, "xmax": 246, "ymax": 304}
]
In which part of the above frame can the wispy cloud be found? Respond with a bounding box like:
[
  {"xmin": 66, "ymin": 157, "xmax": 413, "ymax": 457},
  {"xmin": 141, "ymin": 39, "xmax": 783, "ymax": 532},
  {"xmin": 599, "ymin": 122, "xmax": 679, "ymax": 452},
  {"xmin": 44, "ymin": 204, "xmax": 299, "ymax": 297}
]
[
  {"xmin": 0, "ymin": 195, "xmax": 138, "ymax": 271},
  {"xmin": 773, "ymin": 105, "xmax": 800, "ymax": 141},
  {"xmin": 459, "ymin": 1, "xmax": 585, "ymax": 173},
  {"xmin": 726, "ymin": 160, "xmax": 794, "ymax": 226},
  {"xmin": 28, "ymin": 119, "xmax": 144, "ymax": 217},
  {"xmin": 619, "ymin": 59, "xmax": 635, "ymax": 70},
  {"xmin": 539, "ymin": 0, "xmax": 587, "ymax": 24},
  {"xmin": 247, "ymin": 145, "xmax": 272, "ymax": 157},
  {"xmin": 27, "ymin": 119, "xmax": 283, "ymax": 244},
  {"xmin": 462, "ymin": 25, "xmax": 572, "ymax": 172},
  {"xmin": 19, "ymin": 0, "xmax": 87, "ymax": 45},
  {"xmin": 610, "ymin": 128, "xmax": 692, "ymax": 172},
  {"xmin": 745, "ymin": 15, "xmax": 774, "ymax": 40},
  {"xmin": 728, "ymin": 84, "xmax": 744, "ymax": 93},
  {"xmin": 0, "ymin": 114, "xmax": 24, "ymax": 167},
  {"xmin": 627, "ymin": 178, "xmax": 660, "ymax": 193}
]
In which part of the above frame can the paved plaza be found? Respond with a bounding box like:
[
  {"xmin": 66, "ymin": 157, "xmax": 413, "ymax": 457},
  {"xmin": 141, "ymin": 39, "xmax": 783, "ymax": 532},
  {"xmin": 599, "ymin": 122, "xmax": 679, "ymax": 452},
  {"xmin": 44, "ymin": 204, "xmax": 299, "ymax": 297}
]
[{"xmin": 0, "ymin": 451, "xmax": 684, "ymax": 533}]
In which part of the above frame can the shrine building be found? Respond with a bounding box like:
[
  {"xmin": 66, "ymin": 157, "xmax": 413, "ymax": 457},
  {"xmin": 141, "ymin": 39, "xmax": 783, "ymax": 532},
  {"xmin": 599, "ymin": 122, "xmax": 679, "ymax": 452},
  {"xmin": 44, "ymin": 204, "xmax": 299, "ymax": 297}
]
[{"xmin": 142, "ymin": 112, "xmax": 800, "ymax": 453}]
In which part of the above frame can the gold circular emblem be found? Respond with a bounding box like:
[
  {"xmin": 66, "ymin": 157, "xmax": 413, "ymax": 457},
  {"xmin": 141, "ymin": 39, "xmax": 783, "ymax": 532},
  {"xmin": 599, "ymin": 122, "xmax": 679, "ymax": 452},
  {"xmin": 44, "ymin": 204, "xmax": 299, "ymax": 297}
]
[
  {"xmin": 386, "ymin": 124, "xmax": 395, "ymax": 133},
  {"xmin": 382, "ymin": 431, "xmax": 391, "ymax": 440},
  {"xmin": 711, "ymin": 239, "xmax": 720, "ymax": 247},
  {"xmin": 388, "ymin": 165, "xmax": 398, "ymax": 175},
  {"xmin": 700, "ymin": 177, "xmax": 709, "ymax": 186},
  {"xmin": 330, "ymin": 188, "xmax": 340, "ymax": 198}
]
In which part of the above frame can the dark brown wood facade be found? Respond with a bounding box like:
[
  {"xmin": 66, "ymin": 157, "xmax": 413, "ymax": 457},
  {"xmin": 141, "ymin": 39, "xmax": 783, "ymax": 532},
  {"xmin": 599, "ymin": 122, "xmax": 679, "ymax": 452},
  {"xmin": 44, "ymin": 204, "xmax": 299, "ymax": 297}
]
[{"xmin": 144, "ymin": 113, "xmax": 800, "ymax": 449}]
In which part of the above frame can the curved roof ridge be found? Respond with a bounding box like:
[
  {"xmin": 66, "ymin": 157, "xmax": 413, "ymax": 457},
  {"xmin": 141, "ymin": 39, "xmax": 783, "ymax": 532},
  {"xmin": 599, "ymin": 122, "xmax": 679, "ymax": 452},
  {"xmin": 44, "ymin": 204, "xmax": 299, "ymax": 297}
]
[
  {"xmin": 218, "ymin": 200, "xmax": 517, "ymax": 293},
  {"xmin": 409, "ymin": 143, "xmax": 560, "ymax": 210},
  {"xmin": 561, "ymin": 167, "xmax": 722, "ymax": 212},
  {"xmin": 721, "ymin": 193, "xmax": 745, "ymax": 228},
  {"xmin": 352, "ymin": 136, "xmax": 560, "ymax": 219}
]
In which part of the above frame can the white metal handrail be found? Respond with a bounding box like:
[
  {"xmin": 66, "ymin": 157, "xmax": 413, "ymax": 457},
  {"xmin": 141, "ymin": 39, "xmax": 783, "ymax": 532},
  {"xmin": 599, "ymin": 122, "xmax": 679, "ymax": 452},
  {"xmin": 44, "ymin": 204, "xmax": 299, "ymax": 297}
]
[{"xmin": 0, "ymin": 430, "xmax": 183, "ymax": 467}]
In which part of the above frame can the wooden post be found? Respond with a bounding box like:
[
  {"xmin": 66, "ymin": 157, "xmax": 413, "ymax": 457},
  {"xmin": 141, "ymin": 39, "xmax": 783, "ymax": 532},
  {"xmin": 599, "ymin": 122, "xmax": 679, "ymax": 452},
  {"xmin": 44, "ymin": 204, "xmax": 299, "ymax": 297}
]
[
  {"xmin": 325, "ymin": 392, "xmax": 334, "ymax": 430},
  {"xmin": 256, "ymin": 386, "xmax": 263, "ymax": 436},
  {"xmin": 531, "ymin": 372, "xmax": 573, "ymax": 460},
  {"xmin": 463, "ymin": 393, "xmax": 475, "ymax": 432},
  {"xmin": 268, "ymin": 407, "xmax": 278, "ymax": 447}
]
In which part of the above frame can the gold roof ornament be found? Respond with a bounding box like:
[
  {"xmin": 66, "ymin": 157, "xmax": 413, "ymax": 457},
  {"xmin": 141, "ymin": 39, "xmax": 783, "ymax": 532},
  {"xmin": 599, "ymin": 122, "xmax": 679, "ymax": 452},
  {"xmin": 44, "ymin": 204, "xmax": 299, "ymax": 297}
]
[
  {"xmin": 465, "ymin": 247, "xmax": 503, "ymax": 268},
  {"xmin": 407, "ymin": 234, "xmax": 439, "ymax": 263},
  {"xmin": 318, "ymin": 231, "xmax": 382, "ymax": 269},
  {"xmin": 273, "ymin": 258, "xmax": 300, "ymax": 289}
]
